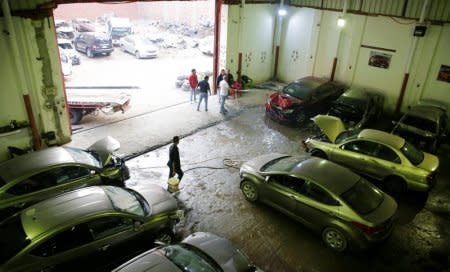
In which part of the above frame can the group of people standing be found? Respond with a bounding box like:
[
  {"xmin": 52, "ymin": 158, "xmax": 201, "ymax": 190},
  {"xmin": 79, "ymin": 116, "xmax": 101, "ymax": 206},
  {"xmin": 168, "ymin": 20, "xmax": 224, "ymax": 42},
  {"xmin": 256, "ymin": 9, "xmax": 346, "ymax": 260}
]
[{"xmin": 188, "ymin": 68, "xmax": 235, "ymax": 115}]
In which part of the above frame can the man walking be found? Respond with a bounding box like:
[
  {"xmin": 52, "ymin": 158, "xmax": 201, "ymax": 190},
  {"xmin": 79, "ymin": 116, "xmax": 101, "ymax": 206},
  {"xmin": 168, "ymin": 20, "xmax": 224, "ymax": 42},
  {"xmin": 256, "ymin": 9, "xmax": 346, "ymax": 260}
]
[
  {"xmin": 188, "ymin": 69, "xmax": 198, "ymax": 103},
  {"xmin": 167, "ymin": 136, "xmax": 183, "ymax": 181},
  {"xmin": 219, "ymin": 74, "xmax": 229, "ymax": 114},
  {"xmin": 197, "ymin": 75, "xmax": 211, "ymax": 111}
]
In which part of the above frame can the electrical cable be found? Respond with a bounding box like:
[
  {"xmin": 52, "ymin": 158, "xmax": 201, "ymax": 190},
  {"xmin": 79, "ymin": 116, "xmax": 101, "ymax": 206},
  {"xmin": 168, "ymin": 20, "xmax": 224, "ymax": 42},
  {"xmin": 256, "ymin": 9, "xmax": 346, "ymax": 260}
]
[{"xmin": 389, "ymin": 17, "xmax": 416, "ymax": 25}]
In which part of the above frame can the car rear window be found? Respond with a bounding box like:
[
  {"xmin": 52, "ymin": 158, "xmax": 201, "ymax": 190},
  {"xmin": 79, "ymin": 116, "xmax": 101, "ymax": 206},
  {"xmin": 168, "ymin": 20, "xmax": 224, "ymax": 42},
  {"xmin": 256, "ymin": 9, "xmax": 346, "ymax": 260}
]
[
  {"xmin": 65, "ymin": 147, "xmax": 101, "ymax": 168},
  {"xmin": 162, "ymin": 244, "xmax": 220, "ymax": 272},
  {"xmin": 261, "ymin": 156, "xmax": 304, "ymax": 172},
  {"xmin": 104, "ymin": 186, "xmax": 145, "ymax": 216},
  {"xmin": 401, "ymin": 115, "xmax": 436, "ymax": 133},
  {"xmin": 0, "ymin": 214, "xmax": 30, "ymax": 264},
  {"xmin": 335, "ymin": 129, "xmax": 361, "ymax": 144},
  {"xmin": 340, "ymin": 179, "xmax": 383, "ymax": 215},
  {"xmin": 400, "ymin": 141, "xmax": 424, "ymax": 166},
  {"xmin": 283, "ymin": 81, "xmax": 320, "ymax": 100}
]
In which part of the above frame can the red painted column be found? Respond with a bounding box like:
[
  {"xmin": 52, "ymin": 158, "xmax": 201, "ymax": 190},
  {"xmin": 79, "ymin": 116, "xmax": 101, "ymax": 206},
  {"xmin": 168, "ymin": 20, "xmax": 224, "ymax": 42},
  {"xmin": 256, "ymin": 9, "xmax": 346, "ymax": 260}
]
[
  {"xmin": 237, "ymin": 52, "xmax": 242, "ymax": 83},
  {"xmin": 273, "ymin": 46, "xmax": 280, "ymax": 78},
  {"xmin": 330, "ymin": 57, "xmax": 338, "ymax": 81},
  {"xmin": 212, "ymin": 0, "xmax": 223, "ymax": 94},
  {"xmin": 395, "ymin": 73, "xmax": 410, "ymax": 114},
  {"xmin": 23, "ymin": 95, "xmax": 41, "ymax": 150}
]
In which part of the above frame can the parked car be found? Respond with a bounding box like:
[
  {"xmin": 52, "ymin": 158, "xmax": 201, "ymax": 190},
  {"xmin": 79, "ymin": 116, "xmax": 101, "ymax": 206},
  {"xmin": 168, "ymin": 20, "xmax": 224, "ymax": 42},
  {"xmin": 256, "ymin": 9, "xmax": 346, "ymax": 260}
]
[
  {"xmin": 265, "ymin": 77, "xmax": 347, "ymax": 125},
  {"xmin": 304, "ymin": 115, "xmax": 439, "ymax": 194},
  {"xmin": 72, "ymin": 18, "xmax": 93, "ymax": 32},
  {"xmin": 74, "ymin": 32, "xmax": 113, "ymax": 58},
  {"xmin": 392, "ymin": 100, "xmax": 447, "ymax": 154},
  {"xmin": 57, "ymin": 38, "xmax": 80, "ymax": 65},
  {"xmin": 328, "ymin": 87, "xmax": 384, "ymax": 128},
  {"xmin": 113, "ymin": 232, "xmax": 262, "ymax": 272},
  {"xmin": 59, "ymin": 51, "xmax": 72, "ymax": 77},
  {"xmin": 239, "ymin": 153, "xmax": 397, "ymax": 252},
  {"xmin": 54, "ymin": 19, "xmax": 75, "ymax": 40},
  {"xmin": 0, "ymin": 136, "xmax": 129, "ymax": 218},
  {"xmin": 120, "ymin": 35, "xmax": 158, "ymax": 59},
  {"xmin": 0, "ymin": 185, "xmax": 184, "ymax": 272}
]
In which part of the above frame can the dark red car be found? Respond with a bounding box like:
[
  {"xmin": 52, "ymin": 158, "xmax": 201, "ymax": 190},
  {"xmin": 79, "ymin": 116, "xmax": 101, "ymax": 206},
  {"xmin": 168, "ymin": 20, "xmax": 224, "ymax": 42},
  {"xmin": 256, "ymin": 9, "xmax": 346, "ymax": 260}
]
[{"xmin": 265, "ymin": 77, "xmax": 347, "ymax": 125}]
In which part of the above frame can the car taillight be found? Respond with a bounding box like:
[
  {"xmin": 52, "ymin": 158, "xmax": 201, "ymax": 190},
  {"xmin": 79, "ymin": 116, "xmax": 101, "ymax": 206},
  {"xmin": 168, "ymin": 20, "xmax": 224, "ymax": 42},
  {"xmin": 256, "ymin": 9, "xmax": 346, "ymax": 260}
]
[
  {"xmin": 92, "ymin": 43, "xmax": 97, "ymax": 49},
  {"xmin": 351, "ymin": 221, "xmax": 384, "ymax": 235}
]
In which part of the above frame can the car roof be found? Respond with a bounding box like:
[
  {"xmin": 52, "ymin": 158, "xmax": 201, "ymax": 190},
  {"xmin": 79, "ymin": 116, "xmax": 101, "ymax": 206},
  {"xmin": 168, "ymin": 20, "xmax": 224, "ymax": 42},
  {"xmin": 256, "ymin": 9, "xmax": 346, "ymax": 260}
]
[
  {"xmin": 291, "ymin": 157, "xmax": 359, "ymax": 195},
  {"xmin": 0, "ymin": 147, "xmax": 78, "ymax": 183},
  {"xmin": 112, "ymin": 249, "xmax": 180, "ymax": 272},
  {"xmin": 407, "ymin": 105, "xmax": 445, "ymax": 122},
  {"xmin": 358, "ymin": 129, "xmax": 405, "ymax": 149},
  {"xmin": 21, "ymin": 186, "xmax": 114, "ymax": 240}
]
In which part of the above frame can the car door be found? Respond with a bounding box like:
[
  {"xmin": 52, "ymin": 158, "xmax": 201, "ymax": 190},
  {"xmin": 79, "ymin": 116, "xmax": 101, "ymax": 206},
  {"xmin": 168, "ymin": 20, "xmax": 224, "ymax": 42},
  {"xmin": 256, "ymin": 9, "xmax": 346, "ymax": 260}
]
[
  {"xmin": 2, "ymin": 165, "xmax": 101, "ymax": 210},
  {"xmin": 329, "ymin": 140, "xmax": 379, "ymax": 177},
  {"xmin": 74, "ymin": 34, "xmax": 83, "ymax": 51},
  {"xmin": 370, "ymin": 143, "xmax": 402, "ymax": 180},
  {"xmin": 262, "ymin": 174, "xmax": 305, "ymax": 217}
]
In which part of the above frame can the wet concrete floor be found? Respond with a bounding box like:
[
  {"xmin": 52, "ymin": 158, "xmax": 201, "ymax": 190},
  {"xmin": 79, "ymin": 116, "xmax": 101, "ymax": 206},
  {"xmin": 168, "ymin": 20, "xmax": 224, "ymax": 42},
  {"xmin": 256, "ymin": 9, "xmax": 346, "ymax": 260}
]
[{"xmin": 125, "ymin": 106, "xmax": 450, "ymax": 272}]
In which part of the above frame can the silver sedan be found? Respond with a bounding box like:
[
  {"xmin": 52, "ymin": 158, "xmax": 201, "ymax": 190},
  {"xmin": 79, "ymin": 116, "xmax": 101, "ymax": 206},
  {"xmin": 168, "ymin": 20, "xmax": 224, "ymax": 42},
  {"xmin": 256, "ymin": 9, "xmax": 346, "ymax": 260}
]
[{"xmin": 120, "ymin": 35, "xmax": 158, "ymax": 59}]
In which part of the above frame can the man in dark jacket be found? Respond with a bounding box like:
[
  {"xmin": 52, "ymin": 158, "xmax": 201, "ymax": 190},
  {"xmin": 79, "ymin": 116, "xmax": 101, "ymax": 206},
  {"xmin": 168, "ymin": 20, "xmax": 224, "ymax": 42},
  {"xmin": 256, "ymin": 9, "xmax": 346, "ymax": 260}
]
[
  {"xmin": 167, "ymin": 136, "xmax": 183, "ymax": 181},
  {"xmin": 197, "ymin": 75, "xmax": 211, "ymax": 111}
]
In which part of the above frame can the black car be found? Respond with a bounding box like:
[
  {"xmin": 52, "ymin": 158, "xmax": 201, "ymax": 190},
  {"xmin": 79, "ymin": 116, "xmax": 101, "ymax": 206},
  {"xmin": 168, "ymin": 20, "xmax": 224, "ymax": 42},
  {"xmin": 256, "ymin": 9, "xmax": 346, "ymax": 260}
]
[
  {"xmin": 74, "ymin": 32, "xmax": 113, "ymax": 58},
  {"xmin": 265, "ymin": 77, "xmax": 347, "ymax": 125},
  {"xmin": 392, "ymin": 100, "xmax": 447, "ymax": 153},
  {"xmin": 328, "ymin": 87, "xmax": 384, "ymax": 129}
]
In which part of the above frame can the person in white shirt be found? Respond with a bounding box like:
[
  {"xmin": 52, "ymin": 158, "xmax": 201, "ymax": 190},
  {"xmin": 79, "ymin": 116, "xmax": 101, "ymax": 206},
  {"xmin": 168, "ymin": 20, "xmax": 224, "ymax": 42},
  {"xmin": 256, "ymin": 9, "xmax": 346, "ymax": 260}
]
[{"xmin": 219, "ymin": 75, "xmax": 229, "ymax": 114}]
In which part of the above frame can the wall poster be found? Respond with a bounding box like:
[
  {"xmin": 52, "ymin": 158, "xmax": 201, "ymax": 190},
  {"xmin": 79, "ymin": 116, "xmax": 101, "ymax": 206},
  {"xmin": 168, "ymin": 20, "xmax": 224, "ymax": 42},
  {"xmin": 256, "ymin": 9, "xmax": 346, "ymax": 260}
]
[
  {"xmin": 437, "ymin": 65, "xmax": 450, "ymax": 83},
  {"xmin": 368, "ymin": 51, "xmax": 391, "ymax": 69}
]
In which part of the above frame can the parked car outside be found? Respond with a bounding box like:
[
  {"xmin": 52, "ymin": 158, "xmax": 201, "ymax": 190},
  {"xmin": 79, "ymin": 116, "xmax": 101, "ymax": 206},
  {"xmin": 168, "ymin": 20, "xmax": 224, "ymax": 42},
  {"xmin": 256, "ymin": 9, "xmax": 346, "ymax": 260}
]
[
  {"xmin": 120, "ymin": 35, "xmax": 158, "ymax": 59},
  {"xmin": 265, "ymin": 77, "xmax": 347, "ymax": 125},
  {"xmin": 57, "ymin": 38, "xmax": 80, "ymax": 65},
  {"xmin": 239, "ymin": 153, "xmax": 397, "ymax": 252},
  {"xmin": 328, "ymin": 87, "xmax": 384, "ymax": 129},
  {"xmin": 392, "ymin": 100, "xmax": 448, "ymax": 154},
  {"xmin": 59, "ymin": 52, "xmax": 72, "ymax": 77},
  {"xmin": 0, "ymin": 185, "xmax": 184, "ymax": 272},
  {"xmin": 113, "ymin": 232, "xmax": 263, "ymax": 272},
  {"xmin": 74, "ymin": 32, "xmax": 113, "ymax": 58},
  {"xmin": 304, "ymin": 115, "xmax": 439, "ymax": 194},
  {"xmin": 0, "ymin": 136, "xmax": 129, "ymax": 218}
]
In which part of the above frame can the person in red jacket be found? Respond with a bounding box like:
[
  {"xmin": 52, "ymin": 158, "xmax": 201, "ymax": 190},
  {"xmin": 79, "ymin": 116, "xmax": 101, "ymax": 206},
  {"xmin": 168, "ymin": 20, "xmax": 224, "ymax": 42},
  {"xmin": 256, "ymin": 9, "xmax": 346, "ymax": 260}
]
[{"xmin": 188, "ymin": 69, "xmax": 198, "ymax": 103}]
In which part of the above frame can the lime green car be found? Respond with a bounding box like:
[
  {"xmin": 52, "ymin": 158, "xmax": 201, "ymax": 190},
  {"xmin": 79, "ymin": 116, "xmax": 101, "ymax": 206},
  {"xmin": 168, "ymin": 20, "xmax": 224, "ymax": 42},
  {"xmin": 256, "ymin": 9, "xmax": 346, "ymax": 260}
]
[{"xmin": 304, "ymin": 115, "xmax": 439, "ymax": 193}]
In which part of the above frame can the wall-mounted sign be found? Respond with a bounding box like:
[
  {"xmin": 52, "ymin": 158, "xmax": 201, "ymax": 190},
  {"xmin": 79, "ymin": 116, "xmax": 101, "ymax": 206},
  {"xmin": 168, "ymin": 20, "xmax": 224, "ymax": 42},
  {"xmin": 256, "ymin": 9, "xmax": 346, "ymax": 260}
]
[
  {"xmin": 413, "ymin": 25, "xmax": 427, "ymax": 37},
  {"xmin": 437, "ymin": 65, "xmax": 450, "ymax": 83},
  {"xmin": 368, "ymin": 51, "xmax": 391, "ymax": 69}
]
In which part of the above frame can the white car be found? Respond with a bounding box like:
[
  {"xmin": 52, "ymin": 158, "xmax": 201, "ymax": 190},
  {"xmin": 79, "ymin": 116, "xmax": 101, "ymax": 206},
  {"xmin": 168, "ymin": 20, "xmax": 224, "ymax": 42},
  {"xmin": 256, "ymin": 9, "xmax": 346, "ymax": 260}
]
[
  {"xmin": 60, "ymin": 52, "xmax": 72, "ymax": 77},
  {"xmin": 57, "ymin": 38, "xmax": 80, "ymax": 65},
  {"xmin": 120, "ymin": 35, "xmax": 158, "ymax": 59}
]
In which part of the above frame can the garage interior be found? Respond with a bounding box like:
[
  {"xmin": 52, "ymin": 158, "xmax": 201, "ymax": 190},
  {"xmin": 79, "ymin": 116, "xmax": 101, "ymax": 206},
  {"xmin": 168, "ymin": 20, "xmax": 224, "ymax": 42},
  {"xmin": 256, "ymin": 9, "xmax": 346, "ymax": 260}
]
[{"xmin": 1, "ymin": 0, "xmax": 450, "ymax": 271}]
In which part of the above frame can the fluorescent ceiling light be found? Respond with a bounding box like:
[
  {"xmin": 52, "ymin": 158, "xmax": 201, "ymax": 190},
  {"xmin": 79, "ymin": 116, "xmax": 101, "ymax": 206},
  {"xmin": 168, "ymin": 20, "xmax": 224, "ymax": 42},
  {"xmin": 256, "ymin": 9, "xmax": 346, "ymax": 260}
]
[
  {"xmin": 278, "ymin": 8, "xmax": 287, "ymax": 16},
  {"xmin": 337, "ymin": 17, "xmax": 346, "ymax": 27}
]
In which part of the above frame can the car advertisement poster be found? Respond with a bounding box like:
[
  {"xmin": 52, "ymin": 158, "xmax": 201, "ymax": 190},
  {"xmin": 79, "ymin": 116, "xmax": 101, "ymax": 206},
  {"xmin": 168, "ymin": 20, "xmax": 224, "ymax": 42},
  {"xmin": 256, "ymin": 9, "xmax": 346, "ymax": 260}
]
[
  {"xmin": 437, "ymin": 65, "xmax": 450, "ymax": 83},
  {"xmin": 368, "ymin": 51, "xmax": 391, "ymax": 69}
]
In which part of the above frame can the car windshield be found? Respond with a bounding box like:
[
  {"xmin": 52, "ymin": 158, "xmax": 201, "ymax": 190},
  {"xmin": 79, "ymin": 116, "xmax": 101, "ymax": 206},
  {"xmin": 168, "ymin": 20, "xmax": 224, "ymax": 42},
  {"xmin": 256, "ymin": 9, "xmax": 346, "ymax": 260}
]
[
  {"xmin": 162, "ymin": 244, "xmax": 219, "ymax": 272},
  {"xmin": 400, "ymin": 141, "xmax": 424, "ymax": 165},
  {"xmin": 137, "ymin": 38, "xmax": 153, "ymax": 46},
  {"xmin": 104, "ymin": 186, "xmax": 146, "ymax": 216},
  {"xmin": 112, "ymin": 27, "xmax": 130, "ymax": 34},
  {"xmin": 340, "ymin": 179, "xmax": 383, "ymax": 215},
  {"xmin": 0, "ymin": 214, "xmax": 31, "ymax": 264},
  {"xmin": 402, "ymin": 115, "xmax": 437, "ymax": 133},
  {"xmin": 65, "ymin": 147, "xmax": 101, "ymax": 168},
  {"xmin": 282, "ymin": 81, "xmax": 320, "ymax": 100},
  {"xmin": 334, "ymin": 96, "xmax": 366, "ymax": 110},
  {"xmin": 59, "ymin": 43, "xmax": 73, "ymax": 50},
  {"xmin": 335, "ymin": 129, "xmax": 362, "ymax": 144},
  {"xmin": 261, "ymin": 156, "xmax": 301, "ymax": 172}
]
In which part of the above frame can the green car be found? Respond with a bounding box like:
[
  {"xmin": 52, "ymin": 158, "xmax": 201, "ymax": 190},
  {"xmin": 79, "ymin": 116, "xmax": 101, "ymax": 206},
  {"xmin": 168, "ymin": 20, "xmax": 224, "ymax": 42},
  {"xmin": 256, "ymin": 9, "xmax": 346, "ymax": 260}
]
[
  {"xmin": 304, "ymin": 115, "xmax": 439, "ymax": 193},
  {"xmin": 240, "ymin": 154, "xmax": 397, "ymax": 252},
  {"xmin": 0, "ymin": 185, "xmax": 184, "ymax": 272},
  {"xmin": 0, "ymin": 137, "xmax": 130, "ymax": 218}
]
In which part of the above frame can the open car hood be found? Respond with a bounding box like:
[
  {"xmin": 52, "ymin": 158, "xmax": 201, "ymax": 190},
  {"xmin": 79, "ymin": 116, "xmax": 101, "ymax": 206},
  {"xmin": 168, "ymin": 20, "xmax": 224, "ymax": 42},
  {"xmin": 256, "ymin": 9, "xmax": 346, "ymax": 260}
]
[
  {"xmin": 88, "ymin": 136, "xmax": 120, "ymax": 166},
  {"xmin": 311, "ymin": 115, "xmax": 346, "ymax": 143}
]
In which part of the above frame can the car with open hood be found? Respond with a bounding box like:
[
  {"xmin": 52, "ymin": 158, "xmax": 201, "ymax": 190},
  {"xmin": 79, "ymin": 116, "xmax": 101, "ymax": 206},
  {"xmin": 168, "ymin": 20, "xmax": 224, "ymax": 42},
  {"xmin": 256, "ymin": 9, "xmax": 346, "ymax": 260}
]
[
  {"xmin": 0, "ymin": 185, "xmax": 184, "ymax": 272},
  {"xmin": 392, "ymin": 99, "xmax": 447, "ymax": 154},
  {"xmin": 0, "ymin": 136, "xmax": 129, "ymax": 218},
  {"xmin": 113, "ymin": 232, "xmax": 262, "ymax": 272},
  {"xmin": 265, "ymin": 77, "xmax": 347, "ymax": 125},
  {"xmin": 304, "ymin": 115, "xmax": 439, "ymax": 194},
  {"xmin": 328, "ymin": 87, "xmax": 384, "ymax": 129},
  {"xmin": 239, "ymin": 154, "xmax": 397, "ymax": 252}
]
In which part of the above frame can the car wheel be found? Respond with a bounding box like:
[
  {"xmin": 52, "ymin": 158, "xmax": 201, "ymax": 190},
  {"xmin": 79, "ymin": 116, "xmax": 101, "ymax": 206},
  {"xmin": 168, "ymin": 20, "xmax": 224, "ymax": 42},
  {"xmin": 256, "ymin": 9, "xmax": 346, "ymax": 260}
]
[
  {"xmin": 241, "ymin": 180, "xmax": 258, "ymax": 202},
  {"xmin": 135, "ymin": 51, "xmax": 141, "ymax": 59},
  {"xmin": 296, "ymin": 112, "xmax": 307, "ymax": 124},
  {"xmin": 384, "ymin": 176, "xmax": 406, "ymax": 197},
  {"xmin": 322, "ymin": 227, "xmax": 348, "ymax": 252},
  {"xmin": 86, "ymin": 48, "xmax": 94, "ymax": 58},
  {"xmin": 69, "ymin": 108, "xmax": 83, "ymax": 125},
  {"xmin": 311, "ymin": 149, "xmax": 327, "ymax": 159},
  {"xmin": 155, "ymin": 229, "xmax": 175, "ymax": 244}
]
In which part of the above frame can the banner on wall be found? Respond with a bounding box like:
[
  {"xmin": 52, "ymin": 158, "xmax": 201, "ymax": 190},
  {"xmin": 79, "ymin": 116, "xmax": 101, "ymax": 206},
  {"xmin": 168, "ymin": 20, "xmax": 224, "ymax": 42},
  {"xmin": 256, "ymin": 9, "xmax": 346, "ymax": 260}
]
[
  {"xmin": 368, "ymin": 51, "xmax": 391, "ymax": 69},
  {"xmin": 437, "ymin": 65, "xmax": 450, "ymax": 83}
]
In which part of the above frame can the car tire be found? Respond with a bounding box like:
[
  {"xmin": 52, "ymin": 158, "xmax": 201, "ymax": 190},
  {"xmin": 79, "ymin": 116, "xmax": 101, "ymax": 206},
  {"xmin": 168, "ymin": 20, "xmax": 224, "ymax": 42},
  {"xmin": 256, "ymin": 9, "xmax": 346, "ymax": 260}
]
[
  {"xmin": 69, "ymin": 108, "xmax": 83, "ymax": 125},
  {"xmin": 105, "ymin": 52, "xmax": 111, "ymax": 56},
  {"xmin": 135, "ymin": 51, "xmax": 141, "ymax": 59},
  {"xmin": 155, "ymin": 228, "xmax": 175, "ymax": 244},
  {"xmin": 296, "ymin": 112, "xmax": 307, "ymax": 124},
  {"xmin": 384, "ymin": 176, "xmax": 406, "ymax": 197},
  {"xmin": 86, "ymin": 48, "xmax": 94, "ymax": 58},
  {"xmin": 311, "ymin": 149, "xmax": 327, "ymax": 159},
  {"xmin": 241, "ymin": 180, "xmax": 258, "ymax": 202},
  {"xmin": 322, "ymin": 227, "xmax": 348, "ymax": 252}
]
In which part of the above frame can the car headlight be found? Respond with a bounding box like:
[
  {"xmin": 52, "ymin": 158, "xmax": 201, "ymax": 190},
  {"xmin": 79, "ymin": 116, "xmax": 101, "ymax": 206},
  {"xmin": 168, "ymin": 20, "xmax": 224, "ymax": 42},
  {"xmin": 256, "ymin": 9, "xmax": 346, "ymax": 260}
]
[{"xmin": 283, "ymin": 109, "xmax": 294, "ymax": 114}]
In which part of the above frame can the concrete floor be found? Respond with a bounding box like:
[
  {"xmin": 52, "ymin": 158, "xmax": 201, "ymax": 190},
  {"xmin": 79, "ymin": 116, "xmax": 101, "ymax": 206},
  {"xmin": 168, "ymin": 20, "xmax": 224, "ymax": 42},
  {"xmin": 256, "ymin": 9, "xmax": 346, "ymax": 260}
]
[{"xmin": 69, "ymin": 90, "xmax": 450, "ymax": 272}]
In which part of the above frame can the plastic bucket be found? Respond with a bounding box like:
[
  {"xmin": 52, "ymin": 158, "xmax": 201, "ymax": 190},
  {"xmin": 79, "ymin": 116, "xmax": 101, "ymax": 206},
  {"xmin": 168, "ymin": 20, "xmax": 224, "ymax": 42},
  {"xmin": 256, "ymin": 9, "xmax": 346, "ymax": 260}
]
[{"xmin": 167, "ymin": 177, "xmax": 180, "ymax": 193}]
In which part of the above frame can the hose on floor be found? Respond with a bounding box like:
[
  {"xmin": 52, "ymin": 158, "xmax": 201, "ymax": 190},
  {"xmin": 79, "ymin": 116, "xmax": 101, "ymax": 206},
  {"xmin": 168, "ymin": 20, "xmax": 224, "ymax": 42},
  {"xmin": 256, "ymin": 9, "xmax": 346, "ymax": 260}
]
[{"xmin": 134, "ymin": 158, "xmax": 244, "ymax": 172}]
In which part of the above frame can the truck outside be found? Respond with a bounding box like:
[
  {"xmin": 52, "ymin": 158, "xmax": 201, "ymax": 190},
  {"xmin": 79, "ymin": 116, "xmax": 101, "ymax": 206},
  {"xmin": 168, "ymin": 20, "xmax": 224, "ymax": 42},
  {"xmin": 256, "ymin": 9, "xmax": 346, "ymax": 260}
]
[{"xmin": 107, "ymin": 17, "xmax": 132, "ymax": 45}]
